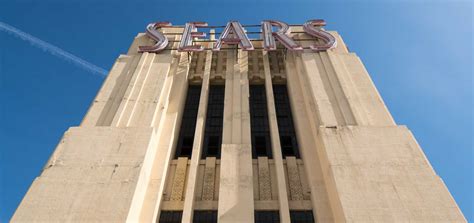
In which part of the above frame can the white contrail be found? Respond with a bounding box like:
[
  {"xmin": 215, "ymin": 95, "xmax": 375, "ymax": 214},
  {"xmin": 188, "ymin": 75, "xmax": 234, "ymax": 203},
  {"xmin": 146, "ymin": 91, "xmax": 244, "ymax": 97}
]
[{"xmin": 0, "ymin": 21, "xmax": 107, "ymax": 77}]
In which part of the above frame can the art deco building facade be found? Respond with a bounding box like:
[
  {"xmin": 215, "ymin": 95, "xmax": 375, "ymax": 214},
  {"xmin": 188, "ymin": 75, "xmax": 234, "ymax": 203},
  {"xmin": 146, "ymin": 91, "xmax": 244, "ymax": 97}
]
[{"xmin": 12, "ymin": 24, "xmax": 466, "ymax": 222}]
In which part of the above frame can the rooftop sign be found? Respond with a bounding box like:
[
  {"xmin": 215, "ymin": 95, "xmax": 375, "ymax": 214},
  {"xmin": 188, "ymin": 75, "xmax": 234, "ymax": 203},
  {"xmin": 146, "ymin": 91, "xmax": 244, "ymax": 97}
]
[{"xmin": 138, "ymin": 20, "xmax": 337, "ymax": 53}]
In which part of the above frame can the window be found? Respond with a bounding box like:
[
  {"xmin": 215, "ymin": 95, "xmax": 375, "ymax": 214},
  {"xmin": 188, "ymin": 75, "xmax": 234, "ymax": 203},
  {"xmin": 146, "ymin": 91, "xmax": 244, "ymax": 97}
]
[
  {"xmin": 175, "ymin": 85, "xmax": 201, "ymax": 158},
  {"xmin": 250, "ymin": 85, "xmax": 272, "ymax": 158},
  {"xmin": 255, "ymin": 211, "xmax": 280, "ymax": 223},
  {"xmin": 159, "ymin": 211, "xmax": 183, "ymax": 223},
  {"xmin": 206, "ymin": 136, "xmax": 220, "ymax": 157},
  {"xmin": 273, "ymin": 84, "xmax": 300, "ymax": 158},
  {"xmin": 290, "ymin": 211, "xmax": 315, "ymax": 223},
  {"xmin": 193, "ymin": 210, "xmax": 217, "ymax": 223},
  {"xmin": 202, "ymin": 85, "xmax": 225, "ymax": 159},
  {"xmin": 254, "ymin": 136, "xmax": 268, "ymax": 156},
  {"xmin": 280, "ymin": 136, "xmax": 294, "ymax": 157}
]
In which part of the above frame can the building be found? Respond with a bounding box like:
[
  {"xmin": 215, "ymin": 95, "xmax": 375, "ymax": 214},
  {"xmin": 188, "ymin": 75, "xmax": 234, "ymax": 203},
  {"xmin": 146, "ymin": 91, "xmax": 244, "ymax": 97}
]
[{"xmin": 12, "ymin": 21, "xmax": 466, "ymax": 223}]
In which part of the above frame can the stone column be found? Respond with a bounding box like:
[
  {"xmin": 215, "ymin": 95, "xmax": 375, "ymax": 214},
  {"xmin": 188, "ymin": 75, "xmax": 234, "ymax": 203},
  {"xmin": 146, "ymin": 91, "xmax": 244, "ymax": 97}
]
[
  {"xmin": 262, "ymin": 51, "xmax": 291, "ymax": 223},
  {"xmin": 217, "ymin": 49, "xmax": 255, "ymax": 223},
  {"xmin": 285, "ymin": 52, "xmax": 335, "ymax": 222},
  {"xmin": 181, "ymin": 48, "xmax": 213, "ymax": 223}
]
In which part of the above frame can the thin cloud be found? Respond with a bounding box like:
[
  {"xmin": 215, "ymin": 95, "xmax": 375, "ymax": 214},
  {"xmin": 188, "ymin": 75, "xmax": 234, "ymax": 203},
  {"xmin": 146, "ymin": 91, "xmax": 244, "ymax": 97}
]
[{"xmin": 0, "ymin": 21, "xmax": 107, "ymax": 77}]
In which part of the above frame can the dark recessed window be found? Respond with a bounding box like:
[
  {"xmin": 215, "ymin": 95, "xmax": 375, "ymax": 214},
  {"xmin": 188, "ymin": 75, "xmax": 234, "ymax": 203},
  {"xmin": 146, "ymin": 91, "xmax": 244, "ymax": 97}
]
[
  {"xmin": 254, "ymin": 136, "xmax": 268, "ymax": 157},
  {"xmin": 280, "ymin": 136, "xmax": 295, "ymax": 157},
  {"xmin": 206, "ymin": 136, "xmax": 220, "ymax": 157},
  {"xmin": 250, "ymin": 85, "xmax": 272, "ymax": 159},
  {"xmin": 175, "ymin": 85, "xmax": 201, "ymax": 158},
  {"xmin": 193, "ymin": 210, "xmax": 217, "ymax": 223},
  {"xmin": 180, "ymin": 136, "xmax": 193, "ymax": 157},
  {"xmin": 290, "ymin": 211, "xmax": 315, "ymax": 223},
  {"xmin": 273, "ymin": 84, "xmax": 300, "ymax": 158},
  {"xmin": 159, "ymin": 211, "xmax": 183, "ymax": 223},
  {"xmin": 255, "ymin": 211, "xmax": 280, "ymax": 223},
  {"xmin": 202, "ymin": 85, "xmax": 225, "ymax": 159}
]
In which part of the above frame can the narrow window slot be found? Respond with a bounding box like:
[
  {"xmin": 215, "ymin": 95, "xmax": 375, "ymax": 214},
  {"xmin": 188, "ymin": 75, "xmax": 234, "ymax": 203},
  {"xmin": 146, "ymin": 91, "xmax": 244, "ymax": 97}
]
[
  {"xmin": 273, "ymin": 84, "xmax": 300, "ymax": 158},
  {"xmin": 250, "ymin": 85, "xmax": 272, "ymax": 158},
  {"xmin": 175, "ymin": 85, "xmax": 201, "ymax": 158},
  {"xmin": 202, "ymin": 85, "xmax": 225, "ymax": 159}
]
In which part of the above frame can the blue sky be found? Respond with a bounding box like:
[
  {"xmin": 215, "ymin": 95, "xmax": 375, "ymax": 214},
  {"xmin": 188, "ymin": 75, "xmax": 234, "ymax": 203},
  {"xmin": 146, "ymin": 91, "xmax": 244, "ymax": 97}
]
[{"xmin": 0, "ymin": 0, "xmax": 472, "ymax": 221}]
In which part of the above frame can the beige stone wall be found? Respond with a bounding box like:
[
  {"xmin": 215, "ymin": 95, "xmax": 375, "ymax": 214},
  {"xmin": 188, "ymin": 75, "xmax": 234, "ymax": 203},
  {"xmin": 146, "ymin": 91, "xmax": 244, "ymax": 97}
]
[
  {"xmin": 285, "ymin": 30, "xmax": 465, "ymax": 222},
  {"xmin": 317, "ymin": 126, "xmax": 465, "ymax": 222},
  {"xmin": 12, "ymin": 27, "xmax": 466, "ymax": 223},
  {"xmin": 11, "ymin": 127, "xmax": 159, "ymax": 222}
]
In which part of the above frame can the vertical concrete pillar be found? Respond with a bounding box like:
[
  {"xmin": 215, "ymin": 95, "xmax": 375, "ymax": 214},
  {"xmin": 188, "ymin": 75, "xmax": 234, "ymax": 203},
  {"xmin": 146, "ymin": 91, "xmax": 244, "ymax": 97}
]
[
  {"xmin": 262, "ymin": 51, "xmax": 291, "ymax": 223},
  {"xmin": 181, "ymin": 47, "xmax": 213, "ymax": 223},
  {"xmin": 111, "ymin": 52, "xmax": 155, "ymax": 127},
  {"xmin": 285, "ymin": 52, "xmax": 336, "ymax": 222},
  {"xmin": 218, "ymin": 50, "xmax": 255, "ymax": 223},
  {"xmin": 80, "ymin": 55, "xmax": 131, "ymax": 127}
]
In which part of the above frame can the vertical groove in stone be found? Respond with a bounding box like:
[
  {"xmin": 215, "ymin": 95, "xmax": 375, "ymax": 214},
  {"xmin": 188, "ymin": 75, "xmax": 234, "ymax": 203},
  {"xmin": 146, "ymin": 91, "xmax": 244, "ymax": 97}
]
[
  {"xmin": 110, "ymin": 52, "xmax": 149, "ymax": 127},
  {"xmin": 98, "ymin": 55, "xmax": 142, "ymax": 126},
  {"xmin": 81, "ymin": 55, "xmax": 130, "ymax": 127},
  {"xmin": 120, "ymin": 53, "xmax": 156, "ymax": 127},
  {"xmin": 318, "ymin": 52, "xmax": 356, "ymax": 125},
  {"xmin": 326, "ymin": 52, "xmax": 368, "ymax": 126},
  {"xmin": 312, "ymin": 53, "xmax": 346, "ymax": 125},
  {"xmin": 131, "ymin": 53, "xmax": 173, "ymax": 127}
]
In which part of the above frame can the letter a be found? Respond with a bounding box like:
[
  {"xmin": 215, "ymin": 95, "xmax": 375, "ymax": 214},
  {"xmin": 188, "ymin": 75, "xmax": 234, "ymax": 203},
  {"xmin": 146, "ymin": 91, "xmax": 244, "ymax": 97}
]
[{"xmin": 213, "ymin": 21, "xmax": 254, "ymax": 51}]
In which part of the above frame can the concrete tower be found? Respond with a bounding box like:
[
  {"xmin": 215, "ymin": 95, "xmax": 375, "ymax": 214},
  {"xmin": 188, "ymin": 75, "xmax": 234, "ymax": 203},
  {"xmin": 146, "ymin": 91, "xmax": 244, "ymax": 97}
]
[{"xmin": 12, "ymin": 23, "xmax": 466, "ymax": 223}]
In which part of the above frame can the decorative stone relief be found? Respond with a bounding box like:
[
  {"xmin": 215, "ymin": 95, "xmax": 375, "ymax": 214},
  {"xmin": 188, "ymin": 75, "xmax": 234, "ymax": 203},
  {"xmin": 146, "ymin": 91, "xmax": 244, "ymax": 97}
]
[
  {"xmin": 189, "ymin": 52, "xmax": 206, "ymax": 81},
  {"xmin": 210, "ymin": 51, "xmax": 227, "ymax": 80},
  {"xmin": 170, "ymin": 157, "xmax": 188, "ymax": 201},
  {"xmin": 202, "ymin": 157, "xmax": 216, "ymax": 201},
  {"xmin": 286, "ymin": 156, "xmax": 304, "ymax": 200},
  {"xmin": 268, "ymin": 51, "xmax": 286, "ymax": 80},
  {"xmin": 258, "ymin": 157, "xmax": 272, "ymax": 200},
  {"xmin": 248, "ymin": 50, "xmax": 264, "ymax": 82}
]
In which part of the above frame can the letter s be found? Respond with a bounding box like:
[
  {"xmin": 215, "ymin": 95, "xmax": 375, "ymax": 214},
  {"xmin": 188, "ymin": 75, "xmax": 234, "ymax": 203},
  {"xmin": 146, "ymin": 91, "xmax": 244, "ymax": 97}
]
[
  {"xmin": 138, "ymin": 22, "xmax": 171, "ymax": 53},
  {"xmin": 303, "ymin": 19, "xmax": 337, "ymax": 52}
]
